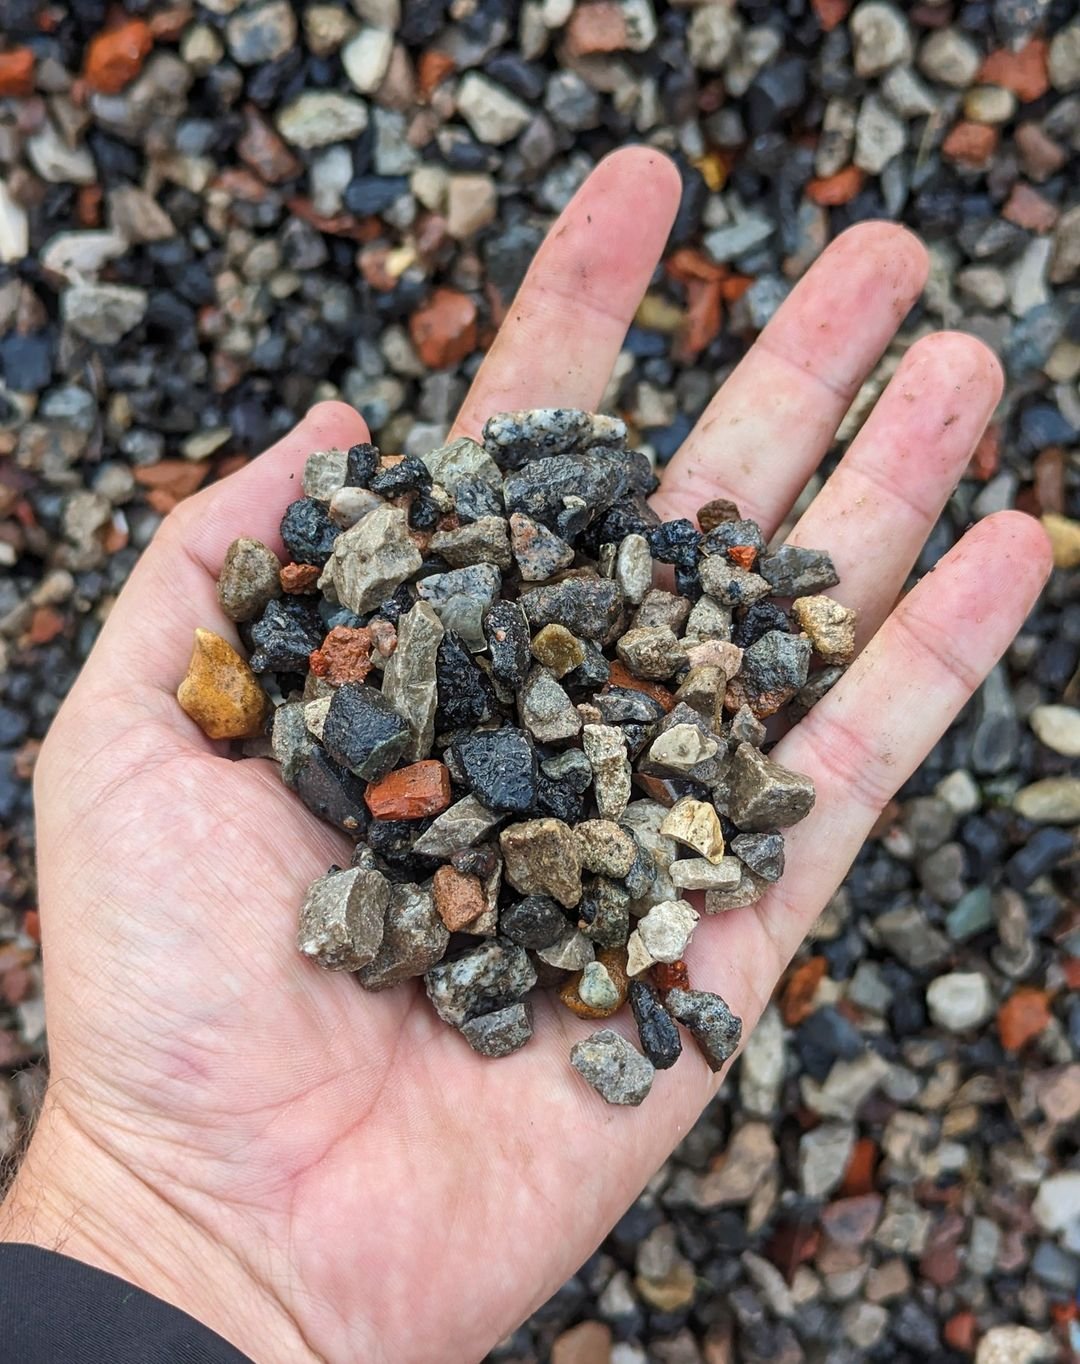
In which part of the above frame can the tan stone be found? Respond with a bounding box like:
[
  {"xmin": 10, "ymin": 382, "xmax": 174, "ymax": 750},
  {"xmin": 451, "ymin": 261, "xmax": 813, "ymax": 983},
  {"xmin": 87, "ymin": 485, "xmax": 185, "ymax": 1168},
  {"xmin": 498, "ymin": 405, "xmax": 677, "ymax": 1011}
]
[
  {"xmin": 177, "ymin": 628, "xmax": 270, "ymax": 740},
  {"xmin": 660, "ymin": 796, "xmax": 725, "ymax": 863}
]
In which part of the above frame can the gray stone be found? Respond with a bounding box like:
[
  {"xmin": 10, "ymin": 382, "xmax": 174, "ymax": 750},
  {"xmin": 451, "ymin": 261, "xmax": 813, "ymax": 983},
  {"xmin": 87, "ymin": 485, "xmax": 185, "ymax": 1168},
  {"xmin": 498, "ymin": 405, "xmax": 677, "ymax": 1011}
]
[
  {"xmin": 570, "ymin": 1028, "xmax": 655, "ymax": 1106},
  {"xmin": 216, "ymin": 536, "xmax": 281, "ymax": 622},
  {"xmin": 520, "ymin": 575, "xmax": 624, "ymax": 641},
  {"xmin": 615, "ymin": 534, "xmax": 653, "ymax": 605},
  {"xmin": 685, "ymin": 595, "xmax": 732, "ymax": 641},
  {"xmin": 357, "ymin": 882, "xmax": 449, "ymax": 990},
  {"xmin": 637, "ymin": 899, "xmax": 698, "ymax": 962},
  {"xmin": 271, "ymin": 702, "xmax": 316, "ymax": 788},
  {"xmin": 429, "ymin": 515, "xmax": 512, "ymax": 570},
  {"xmin": 302, "ymin": 448, "xmax": 349, "ymax": 503},
  {"xmin": 704, "ymin": 215, "xmax": 774, "ymax": 263},
  {"xmin": 616, "ymin": 626, "xmax": 688, "ymax": 680},
  {"xmin": 508, "ymin": 512, "xmax": 575, "ymax": 581},
  {"xmin": 698, "ymin": 557, "xmax": 770, "ymax": 607},
  {"xmin": 758, "ymin": 545, "xmax": 839, "ymax": 596},
  {"xmin": 704, "ymin": 863, "xmax": 769, "ymax": 913},
  {"xmin": 1049, "ymin": 22, "xmax": 1080, "ymax": 91},
  {"xmin": 500, "ymin": 818, "xmax": 583, "ymax": 908},
  {"xmin": 519, "ymin": 666, "xmax": 580, "ymax": 742},
  {"xmin": 881, "ymin": 64, "xmax": 939, "ymax": 117},
  {"xmin": 341, "ymin": 26, "xmax": 393, "ymax": 93},
  {"xmin": 669, "ymin": 856, "xmax": 742, "ymax": 892},
  {"xmin": 727, "ymin": 628, "xmax": 812, "ymax": 717},
  {"xmin": 297, "ymin": 866, "xmax": 388, "ymax": 970},
  {"xmin": 799, "ymin": 1121, "xmax": 856, "ymax": 1198},
  {"xmin": 574, "ymin": 820, "xmax": 637, "ymax": 878},
  {"xmin": 381, "ymin": 601, "xmax": 443, "ymax": 761},
  {"xmin": 850, "ymin": 1, "xmax": 912, "ymax": 77},
  {"xmin": 417, "ymin": 563, "xmax": 501, "ymax": 652},
  {"xmin": 425, "ymin": 941, "xmax": 537, "ymax": 1028},
  {"xmin": 739, "ymin": 1004, "xmax": 785, "ymax": 1115},
  {"xmin": 578, "ymin": 961, "xmax": 621, "ymax": 1013},
  {"xmin": 874, "ymin": 906, "xmax": 950, "ymax": 970},
  {"xmin": 731, "ymin": 831, "xmax": 785, "ymax": 882},
  {"xmin": 226, "ymin": 0, "xmax": 297, "ymax": 63},
  {"xmin": 975, "ymin": 1326, "xmax": 1057, "ymax": 1364},
  {"xmin": 459, "ymin": 1002, "xmax": 533, "ymax": 1057},
  {"xmin": 971, "ymin": 663, "xmax": 1019, "ymax": 774},
  {"xmin": 855, "ymin": 93, "xmax": 906, "ymax": 174},
  {"xmin": 926, "ymin": 971, "xmax": 994, "ymax": 1032},
  {"xmin": 329, "ymin": 486, "xmax": 382, "ymax": 529},
  {"xmin": 412, "ymin": 795, "xmax": 504, "ymax": 858},
  {"xmin": 482, "ymin": 407, "xmax": 626, "ymax": 467},
  {"xmin": 582, "ymin": 724, "xmax": 631, "ymax": 821},
  {"xmin": 632, "ymin": 589, "xmax": 691, "ymax": 633},
  {"xmin": 62, "ymin": 284, "xmax": 148, "ymax": 345},
  {"xmin": 727, "ymin": 743, "xmax": 815, "ymax": 830},
  {"xmin": 323, "ymin": 504, "xmax": 421, "ymax": 615},
  {"xmin": 537, "ymin": 927, "xmax": 595, "ymax": 970},
  {"xmin": 276, "ymin": 91, "xmax": 369, "ymax": 147},
  {"xmin": 456, "ymin": 73, "xmax": 532, "ymax": 144},
  {"xmin": 666, "ymin": 988, "xmax": 743, "ymax": 1072},
  {"xmin": 647, "ymin": 726, "xmax": 720, "ymax": 776},
  {"xmin": 918, "ymin": 27, "xmax": 980, "ymax": 87}
]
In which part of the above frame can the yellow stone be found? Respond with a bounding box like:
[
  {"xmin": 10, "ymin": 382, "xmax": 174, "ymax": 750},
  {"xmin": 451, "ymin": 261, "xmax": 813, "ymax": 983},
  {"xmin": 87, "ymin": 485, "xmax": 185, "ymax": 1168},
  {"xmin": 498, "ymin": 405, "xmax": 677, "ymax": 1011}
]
[
  {"xmin": 177, "ymin": 628, "xmax": 270, "ymax": 740},
  {"xmin": 1041, "ymin": 513, "xmax": 1080, "ymax": 570},
  {"xmin": 530, "ymin": 623, "xmax": 585, "ymax": 678},
  {"xmin": 660, "ymin": 796, "xmax": 726, "ymax": 863},
  {"xmin": 792, "ymin": 593, "xmax": 858, "ymax": 664}
]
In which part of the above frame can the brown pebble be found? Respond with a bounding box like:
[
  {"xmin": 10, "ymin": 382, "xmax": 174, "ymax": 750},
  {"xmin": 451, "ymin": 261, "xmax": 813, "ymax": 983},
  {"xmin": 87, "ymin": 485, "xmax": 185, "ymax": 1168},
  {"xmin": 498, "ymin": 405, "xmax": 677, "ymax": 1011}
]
[
  {"xmin": 652, "ymin": 959, "xmax": 690, "ymax": 997},
  {"xmin": 309, "ymin": 626, "xmax": 375, "ymax": 685},
  {"xmin": 432, "ymin": 865, "xmax": 487, "ymax": 932},
  {"xmin": 280, "ymin": 562, "xmax": 320, "ymax": 593},
  {"xmin": 696, "ymin": 498, "xmax": 742, "ymax": 531},
  {"xmin": 177, "ymin": 628, "xmax": 270, "ymax": 740}
]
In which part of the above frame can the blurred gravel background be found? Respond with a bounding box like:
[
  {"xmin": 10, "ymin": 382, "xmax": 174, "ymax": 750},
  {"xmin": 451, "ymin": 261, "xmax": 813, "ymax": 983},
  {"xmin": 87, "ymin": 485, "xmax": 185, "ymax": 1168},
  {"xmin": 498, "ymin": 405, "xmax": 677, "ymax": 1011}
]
[{"xmin": 1, "ymin": 0, "xmax": 1079, "ymax": 1360}]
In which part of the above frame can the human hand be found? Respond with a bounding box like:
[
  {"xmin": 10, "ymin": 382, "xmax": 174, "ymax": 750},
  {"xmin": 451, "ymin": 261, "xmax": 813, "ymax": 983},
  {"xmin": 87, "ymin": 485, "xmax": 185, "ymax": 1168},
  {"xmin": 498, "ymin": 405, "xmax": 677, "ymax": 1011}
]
[{"xmin": 1, "ymin": 148, "xmax": 1051, "ymax": 1364}]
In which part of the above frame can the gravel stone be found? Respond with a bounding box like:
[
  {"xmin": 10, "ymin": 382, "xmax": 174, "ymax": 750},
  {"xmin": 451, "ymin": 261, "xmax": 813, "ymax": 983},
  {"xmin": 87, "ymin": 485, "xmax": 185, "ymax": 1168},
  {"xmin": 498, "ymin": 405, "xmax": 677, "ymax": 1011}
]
[
  {"xmin": 297, "ymin": 866, "xmax": 388, "ymax": 970},
  {"xmin": 570, "ymin": 1028, "xmax": 655, "ymax": 1106},
  {"xmin": 357, "ymin": 882, "xmax": 449, "ymax": 990},
  {"xmin": 537, "ymin": 927, "xmax": 596, "ymax": 971},
  {"xmin": 582, "ymin": 724, "xmax": 631, "ymax": 821},
  {"xmin": 647, "ymin": 726, "xmax": 720, "ymax": 776},
  {"xmin": 850, "ymin": 1, "xmax": 913, "ymax": 77},
  {"xmin": 665, "ymin": 987, "xmax": 743, "ymax": 1072},
  {"xmin": 216, "ymin": 537, "xmax": 281, "ymax": 623},
  {"xmin": 508, "ymin": 512, "xmax": 576, "ymax": 581},
  {"xmin": 177, "ymin": 629, "xmax": 269, "ymax": 740},
  {"xmin": 704, "ymin": 863, "xmax": 769, "ymax": 913},
  {"xmin": 628, "ymin": 980, "xmax": 682, "ymax": 1070},
  {"xmin": 926, "ymin": 971, "xmax": 995, "ymax": 1032},
  {"xmin": 520, "ymin": 665, "xmax": 581, "ymax": 742},
  {"xmin": 520, "ymin": 576, "xmax": 625, "ymax": 641},
  {"xmin": 276, "ymin": 91, "xmax": 369, "ymax": 147},
  {"xmin": 429, "ymin": 515, "xmax": 512, "ymax": 570},
  {"xmin": 322, "ymin": 682, "xmax": 411, "ymax": 780},
  {"xmin": 792, "ymin": 595, "xmax": 857, "ymax": 664},
  {"xmin": 323, "ymin": 505, "xmax": 422, "ymax": 615},
  {"xmin": 731, "ymin": 831, "xmax": 785, "ymax": 882},
  {"xmin": 726, "ymin": 629, "xmax": 812, "ymax": 717},
  {"xmin": 1029, "ymin": 703, "xmax": 1080, "ymax": 757},
  {"xmin": 425, "ymin": 940, "xmax": 537, "ymax": 1028},
  {"xmin": 483, "ymin": 407, "xmax": 626, "ymax": 467},
  {"xmin": 758, "ymin": 545, "xmax": 840, "ymax": 596},
  {"xmin": 485, "ymin": 599, "xmax": 532, "ymax": 691},
  {"xmin": 660, "ymin": 798, "xmax": 726, "ymax": 863},
  {"xmin": 62, "ymin": 284, "xmax": 148, "ymax": 345},
  {"xmin": 500, "ymin": 817, "xmax": 583, "ymax": 908},
  {"xmin": 499, "ymin": 894, "xmax": 570, "ymax": 949},
  {"xmin": 381, "ymin": 601, "xmax": 443, "ymax": 761},
  {"xmin": 637, "ymin": 899, "xmax": 698, "ymax": 963},
  {"xmin": 727, "ymin": 743, "xmax": 816, "ymax": 830},
  {"xmin": 417, "ymin": 563, "xmax": 501, "ymax": 652},
  {"xmin": 411, "ymin": 795, "xmax": 504, "ymax": 859},
  {"xmin": 669, "ymin": 857, "xmax": 741, "ymax": 891}
]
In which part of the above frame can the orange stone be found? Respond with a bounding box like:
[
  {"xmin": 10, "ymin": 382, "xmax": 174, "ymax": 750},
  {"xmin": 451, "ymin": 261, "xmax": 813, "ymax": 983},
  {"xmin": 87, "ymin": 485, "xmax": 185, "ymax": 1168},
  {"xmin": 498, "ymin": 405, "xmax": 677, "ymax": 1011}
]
[
  {"xmin": 806, "ymin": 166, "xmax": 865, "ymax": 206},
  {"xmin": 676, "ymin": 277, "xmax": 723, "ymax": 362},
  {"xmin": 606, "ymin": 661, "xmax": 675, "ymax": 712},
  {"xmin": 176, "ymin": 628, "xmax": 270, "ymax": 740},
  {"xmin": 811, "ymin": 0, "xmax": 850, "ymax": 31},
  {"xmin": 967, "ymin": 423, "xmax": 1001, "ymax": 481},
  {"xmin": 781, "ymin": 955, "xmax": 828, "ymax": 1026},
  {"xmin": 26, "ymin": 605, "xmax": 65, "ymax": 645},
  {"xmin": 652, "ymin": 959, "xmax": 690, "ymax": 996},
  {"xmin": 943, "ymin": 1311, "xmax": 977, "ymax": 1354},
  {"xmin": 432, "ymin": 863, "xmax": 486, "ymax": 931},
  {"xmin": 133, "ymin": 460, "xmax": 207, "ymax": 500},
  {"xmin": 84, "ymin": 19, "xmax": 153, "ymax": 95},
  {"xmin": 417, "ymin": 49, "xmax": 455, "ymax": 99},
  {"xmin": 942, "ymin": 121, "xmax": 999, "ymax": 168},
  {"xmin": 309, "ymin": 626, "xmax": 375, "ymax": 686},
  {"xmin": 0, "ymin": 49, "xmax": 35, "ymax": 97},
  {"xmin": 564, "ymin": 1, "xmax": 627, "ymax": 57},
  {"xmin": 978, "ymin": 40, "xmax": 1049, "ymax": 103},
  {"xmin": 363, "ymin": 760, "xmax": 451, "ymax": 820},
  {"xmin": 1002, "ymin": 181, "xmax": 1058, "ymax": 233},
  {"xmin": 551, "ymin": 1321, "xmax": 612, "ymax": 1364},
  {"xmin": 727, "ymin": 544, "xmax": 757, "ymax": 571},
  {"xmin": 22, "ymin": 910, "xmax": 40, "ymax": 943},
  {"xmin": 77, "ymin": 184, "xmax": 103, "ymax": 227},
  {"xmin": 409, "ymin": 287, "xmax": 477, "ymax": 369},
  {"xmin": 839, "ymin": 1137, "xmax": 878, "ymax": 1197},
  {"xmin": 998, "ymin": 988, "xmax": 1052, "ymax": 1051},
  {"xmin": 280, "ymin": 562, "xmax": 320, "ymax": 594}
]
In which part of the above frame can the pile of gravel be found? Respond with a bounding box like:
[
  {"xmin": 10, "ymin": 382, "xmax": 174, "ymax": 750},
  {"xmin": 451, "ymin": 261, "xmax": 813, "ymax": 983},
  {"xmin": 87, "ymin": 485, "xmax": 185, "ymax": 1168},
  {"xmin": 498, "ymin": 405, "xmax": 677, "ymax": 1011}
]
[{"xmin": 0, "ymin": 1, "xmax": 1077, "ymax": 1360}]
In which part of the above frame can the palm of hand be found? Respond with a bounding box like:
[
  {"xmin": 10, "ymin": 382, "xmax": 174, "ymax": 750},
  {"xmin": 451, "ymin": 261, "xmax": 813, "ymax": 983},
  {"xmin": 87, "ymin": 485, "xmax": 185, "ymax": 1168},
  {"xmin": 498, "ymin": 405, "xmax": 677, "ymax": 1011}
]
[{"xmin": 8, "ymin": 151, "xmax": 1049, "ymax": 1364}]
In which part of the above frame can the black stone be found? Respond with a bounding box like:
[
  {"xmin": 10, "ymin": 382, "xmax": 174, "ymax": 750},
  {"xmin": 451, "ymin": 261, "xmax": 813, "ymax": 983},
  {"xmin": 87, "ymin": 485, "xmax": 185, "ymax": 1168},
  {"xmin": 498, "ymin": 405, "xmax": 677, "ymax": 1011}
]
[
  {"xmin": 369, "ymin": 454, "xmax": 432, "ymax": 498},
  {"xmin": 485, "ymin": 599, "xmax": 532, "ymax": 690},
  {"xmin": 536, "ymin": 773, "xmax": 587, "ymax": 824},
  {"xmin": 365, "ymin": 816, "xmax": 437, "ymax": 872},
  {"xmin": 322, "ymin": 682, "xmax": 411, "ymax": 780},
  {"xmin": 280, "ymin": 497, "xmax": 338, "ymax": 566},
  {"xmin": 647, "ymin": 518, "xmax": 701, "ymax": 569},
  {"xmin": 629, "ymin": 980, "xmax": 682, "ymax": 1069},
  {"xmin": 758, "ymin": 545, "xmax": 839, "ymax": 596},
  {"xmin": 795, "ymin": 1006, "xmax": 865, "ymax": 1082},
  {"xmin": 450, "ymin": 845, "xmax": 499, "ymax": 879},
  {"xmin": 503, "ymin": 454, "xmax": 630, "ymax": 535},
  {"xmin": 703, "ymin": 518, "xmax": 768, "ymax": 560},
  {"xmin": 581, "ymin": 495, "xmax": 660, "ymax": 556},
  {"xmin": 409, "ymin": 489, "xmax": 442, "ymax": 530},
  {"xmin": 592, "ymin": 687, "xmax": 666, "ymax": 725},
  {"xmin": 451, "ymin": 726, "xmax": 538, "ymax": 814},
  {"xmin": 733, "ymin": 602, "xmax": 791, "ymax": 649},
  {"xmin": 1006, "ymin": 827, "xmax": 1074, "ymax": 888},
  {"xmin": 294, "ymin": 748, "xmax": 370, "ymax": 835},
  {"xmin": 519, "ymin": 576, "xmax": 624, "ymax": 642},
  {"xmin": 562, "ymin": 639, "xmax": 610, "ymax": 693},
  {"xmin": 585, "ymin": 445, "xmax": 659, "ymax": 497},
  {"xmin": 500, "ymin": 894, "xmax": 571, "ymax": 949},
  {"xmin": 435, "ymin": 632, "xmax": 497, "ymax": 730},
  {"xmin": 731, "ymin": 831, "xmax": 785, "ymax": 882},
  {"xmin": 345, "ymin": 442, "xmax": 380, "ymax": 487},
  {"xmin": 665, "ymin": 987, "xmax": 742, "ymax": 1071},
  {"xmin": 248, "ymin": 597, "xmax": 325, "ymax": 673}
]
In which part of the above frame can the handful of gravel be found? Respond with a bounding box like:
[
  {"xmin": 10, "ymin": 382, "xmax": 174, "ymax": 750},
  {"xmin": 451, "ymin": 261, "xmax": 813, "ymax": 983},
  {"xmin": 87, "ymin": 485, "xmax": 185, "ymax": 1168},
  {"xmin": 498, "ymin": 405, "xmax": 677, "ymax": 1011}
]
[{"xmin": 179, "ymin": 409, "xmax": 855, "ymax": 1106}]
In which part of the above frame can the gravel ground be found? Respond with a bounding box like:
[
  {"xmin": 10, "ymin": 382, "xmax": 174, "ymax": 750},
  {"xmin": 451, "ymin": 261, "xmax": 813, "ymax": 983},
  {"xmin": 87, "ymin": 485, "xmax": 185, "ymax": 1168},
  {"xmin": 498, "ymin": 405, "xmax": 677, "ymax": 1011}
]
[{"xmin": 1, "ymin": 1, "xmax": 1079, "ymax": 1360}]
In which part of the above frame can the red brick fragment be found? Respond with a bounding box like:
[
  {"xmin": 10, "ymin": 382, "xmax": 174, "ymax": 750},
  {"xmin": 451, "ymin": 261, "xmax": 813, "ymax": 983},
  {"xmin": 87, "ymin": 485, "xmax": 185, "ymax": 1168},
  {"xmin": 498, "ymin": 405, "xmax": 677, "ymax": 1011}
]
[
  {"xmin": 364, "ymin": 760, "xmax": 452, "ymax": 821},
  {"xmin": 942, "ymin": 121, "xmax": 999, "ymax": 168},
  {"xmin": 780, "ymin": 955, "xmax": 827, "ymax": 1025},
  {"xmin": 280, "ymin": 563, "xmax": 319, "ymax": 594},
  {"xmin": 432, "ymin": 863, "xmax": 486, "ymax": 931},
  {"xmin": 998, "ymin": 988, "xmax": 1052, "ymax": 1051},
  {"xmin": 978, "ymin": 40, "xmax": 1050, "ymax": 103},
  {"xmin": 806, "ymin": 166, "xmax": 865, "ymax": 206},
  {"xmin": 417, "ymin": 50, "xmax": 455, "ymax": 99},
  {"xmin": 727, "ymin": 544, "xmax": 757, "ymax": 571},
  {"xmin": 944, "ymin": 1312, "xmax": 976, "ymax": 1354},
  {"xmin": 607, "ymin": 661, "xmax": 675, "ymax": 712},
  {"xmin": 967, "ymin": 423, "xmax": 1000, "ymax": 481},
  {"xmin": 409, "ymin": 288, "xmax": 478, "ymax": 369},
  {"xmin": 84, "ymin": 19, "xmax": 152, "ymax": 95},
  {"xmin": 309, "ymin": 626, "xmax": 375, "ymax": 686},
  {"xmin": 0, "ymin": 49, "xmax": 35, "ymax": 97},
  {"xmin": 652, "ymin": 959, "xmax": 690, "ymax": 996},
  {"xmin": 811, "ymin": 0, "xmax": 850, "ymax": 31}
]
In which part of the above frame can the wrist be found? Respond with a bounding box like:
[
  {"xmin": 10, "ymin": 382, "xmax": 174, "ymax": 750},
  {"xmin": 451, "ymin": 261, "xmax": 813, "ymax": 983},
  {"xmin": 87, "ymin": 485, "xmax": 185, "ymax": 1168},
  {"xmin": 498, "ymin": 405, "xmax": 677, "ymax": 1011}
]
[{"xmin": 0, "ymin": 1097, "xmax": 319, "ymax": 1364}]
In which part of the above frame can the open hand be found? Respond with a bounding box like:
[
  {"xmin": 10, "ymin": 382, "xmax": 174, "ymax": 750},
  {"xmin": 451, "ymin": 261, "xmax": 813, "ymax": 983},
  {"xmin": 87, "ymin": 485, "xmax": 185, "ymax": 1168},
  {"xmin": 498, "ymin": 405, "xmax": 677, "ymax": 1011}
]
[{"xmin": 1, "ymin": 148, "xmax": 1051, "ymax": 1364}]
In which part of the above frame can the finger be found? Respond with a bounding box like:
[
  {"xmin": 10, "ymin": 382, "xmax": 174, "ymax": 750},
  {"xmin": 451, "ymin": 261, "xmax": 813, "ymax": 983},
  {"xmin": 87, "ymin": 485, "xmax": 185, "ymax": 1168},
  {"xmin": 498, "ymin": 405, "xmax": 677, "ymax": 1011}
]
[
  {"xmin": 448, "ymin": 146, "xmax": 682, "ymax": 441},
  {"xmin": 688, "ymin": 511, "xmax": 1052, "ymax": 1052},
  {"xmin": 785, "ymin": 331, "xmax": 1004, "ymax": 644},
  {"xmin": 651, "ymin": 222, "xmax": 929, "ymax": 530},
  {"xmin": 76, "ymin": 402, "xmax": 368, "ymax": 701}
]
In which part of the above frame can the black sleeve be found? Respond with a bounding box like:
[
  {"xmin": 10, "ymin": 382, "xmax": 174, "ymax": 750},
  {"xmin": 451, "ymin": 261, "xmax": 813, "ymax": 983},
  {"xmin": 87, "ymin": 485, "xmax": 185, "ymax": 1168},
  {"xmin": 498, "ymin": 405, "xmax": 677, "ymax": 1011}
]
[{"xmin": 0, "ymin": 1244, "xmax": 254, "ymax": 1363}]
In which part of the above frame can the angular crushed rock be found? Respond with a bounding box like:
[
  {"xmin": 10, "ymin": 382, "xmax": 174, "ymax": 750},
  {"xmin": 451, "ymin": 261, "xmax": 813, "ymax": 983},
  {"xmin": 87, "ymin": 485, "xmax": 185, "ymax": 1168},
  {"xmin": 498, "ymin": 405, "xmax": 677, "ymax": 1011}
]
[
  {"xmin": 665, "ymin": 987, "xmax": 743, "ymax": 1072},
  {"xmin": 296, "ymin": 866, "xmax": 389, "ymax": 971},
  {"xmin": 570, "ymin": 1029, "xmax": 655, "ymax": 1106}
]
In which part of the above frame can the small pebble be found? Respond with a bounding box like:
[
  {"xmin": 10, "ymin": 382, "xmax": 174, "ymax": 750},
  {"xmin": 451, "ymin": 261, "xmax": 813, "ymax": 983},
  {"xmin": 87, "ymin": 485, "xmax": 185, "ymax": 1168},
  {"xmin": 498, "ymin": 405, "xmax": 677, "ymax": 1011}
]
[
  {"xmin": 665, "ymin": 987, "xmax": 743, "ymax": 1071},
  {"xmin": 177, "ymin": 628, "xmax": 270, "ymax": 740},
  {"xmin": 570, "ymin": 1028, "xmax": 655, "ymax": 1106},
  {"xmin": 216, "ymin": 537, "xmax": 281, "ymax": 622}
]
